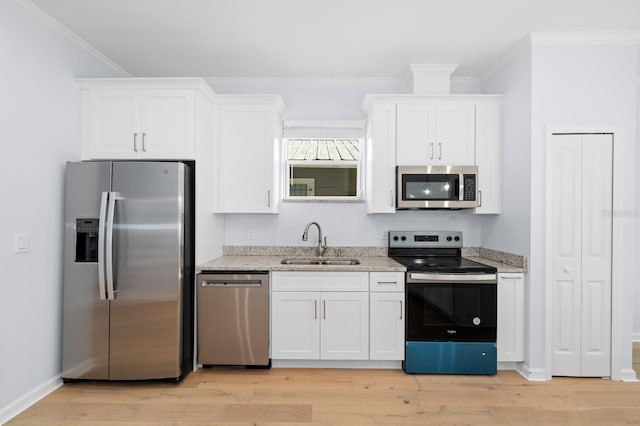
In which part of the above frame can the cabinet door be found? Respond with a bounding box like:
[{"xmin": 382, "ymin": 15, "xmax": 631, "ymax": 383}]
[
  {"xmin": 366, "ymin": 103, "xmax": 396, "ymax": 213},
  {"xmin": 475, "ymin": 101, "xmax": 501, "ymax": 214},
  {"xmin": 141, "ymin": 90, "xmax": 195, "ymax": 159},
  {"xmin": 497, "ymin": 273, "xmax": 524, "ymax": 362},
  {"xmin": 320, "ymin": 292, "xmax": 369, "ymax": 360},
  {"xmin": 271, "ymin": 292, "xmax": 320, "ymax": 360},
  {"xmin": 217, "ymin": 105, "xmax": 278, "ymax": 213},
  {"xmin": 369, "ymin": 292, "xmax": 405, "ymax": 360},
  {"xmin": 88, "ymin": 89, "xmax": 141, "ymax": 159},
  {"xmin": 396, "ymin": 103, "xmax": 436, "ymax": 165},
  {"xmin": 434, "ymin": 103, "xmax": 475, "ymax": 165}
]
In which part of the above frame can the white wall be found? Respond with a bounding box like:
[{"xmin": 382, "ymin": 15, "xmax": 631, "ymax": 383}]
[
  {"xmin": 480, "ymin": 46, "xmax": 534, "ymax": 371},
  {"xmin": 635, "ymin": 77, "xmax": 640, "ymax": 341},
  {"xmin": 0, "ymin": 1, "xmax": 119, "ymax": 421},
  {"xmin": 530, "ymin": 44, "xmax": 638, "ymax": 376},
  {"xmin": 210, "ymin": 80, "xmax": 486, "ymax": 248},
  {"xmin": 480, "ymin": 50, "xmax": 532, "ymax": 257}
]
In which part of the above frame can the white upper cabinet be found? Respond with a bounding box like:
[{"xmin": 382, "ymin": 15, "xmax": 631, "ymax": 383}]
[
  {"xmin": 396, "ymin": 102, "xmax": 475, "ymax": 166},
  {"xmin": 362, "ymin": 95, "xmax": 502, "ymax": 215},
  {"xmin": 474, "ymin": 101, "xmax": 502, "ymax": 214},
  {"xmin": 79, "ymin": 79, "xmax": 209, "ymax": 160},
  {"xmin": 213, "ymin": 96, "xmax": 284, "ymax": 214},
  {"xmin": 364, "ymin": 103, "xmax": 396, "ymax": 213}
]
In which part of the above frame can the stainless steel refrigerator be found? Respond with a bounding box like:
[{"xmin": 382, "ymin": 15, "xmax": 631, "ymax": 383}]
[{"xmin": 62, "ymin": 161, "xmax": 194, "ymax": 381}]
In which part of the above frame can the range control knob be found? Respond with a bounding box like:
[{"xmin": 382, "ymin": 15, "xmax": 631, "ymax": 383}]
[
  {"xmin": 446, "ymin": 236, "xmax": 452, "ymax": 241},
  {"xmin": 454, "ymin": 236, "xmax": 460, "ymax": 241},
  {"xmin": 393, "ymin": 236, "xmax": 399, "ymax": 241},
  {"xmin": 400, "ymin": 236, "xmax": 407, "ymax": 241}
]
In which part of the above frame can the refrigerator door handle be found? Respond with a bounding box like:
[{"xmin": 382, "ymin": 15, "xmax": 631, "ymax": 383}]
[
  {"xmin": 97, "ymin": 191, "xmax": 109, "ymax": 300},
  {"xmin": 105, "ymin": 191, "xmax": 119, "ymax": 300}
]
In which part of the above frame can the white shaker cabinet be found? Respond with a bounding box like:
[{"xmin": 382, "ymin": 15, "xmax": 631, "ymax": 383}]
[
  {"xmin": 364, "ymin": 103, "xmax": 396, "ymax": 213},
  {"xmin": 213, "ymin": 96, "xmax": 284, "ymax": 213},
  {"xmin": 369, "ymin": 272, "xmax": 405, "ymax": 360},
  {"xmin": 475, "ymin": 101, "xmax": 502, "ymax": 214},
  {"xmin": 497, "ymin": 273, "xmax": 525, "ymax": 362},
  {"xmin": 271, "ymin": 292, "xmax": 321, "ymax": 359},
  {"xmin": 79, "ymin": 79, "xmax": 206, "ymax": 160},
  {"xmin": 271, "ymin": 272, "xmax": 369, "ymax": 360},
  {"xmin": 396, "ymin": 102, "xmax": 475, "ymax": 166},
  {"xmin": 361, "ymin": 95, "xmax": 502, "ymax": 215}
]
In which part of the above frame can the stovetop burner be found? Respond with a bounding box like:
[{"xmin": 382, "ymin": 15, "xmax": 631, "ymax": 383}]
[
  {"xmin": 390, "ymin": 255, "xmax": 496, "ymax": 274},
  {"xmin": 388, "ymin": 230, "xmax": 496, "ymax": 274}
]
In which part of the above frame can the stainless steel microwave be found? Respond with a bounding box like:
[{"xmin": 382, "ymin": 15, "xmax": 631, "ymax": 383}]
[{"xmin": 396, "ymin": 165, "xmax": 479, "ymax": 209}]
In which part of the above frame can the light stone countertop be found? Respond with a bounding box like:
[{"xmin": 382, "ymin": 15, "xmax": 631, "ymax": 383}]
[
  {"xmin": 197, "ymin": 255, "xmax": 406, "ymax": 273},
  {"xmin": 463, "ymin": 256, "xmax": 527, "ymax": 273},
  {"xmin": 197, "ymin": 245, "xmax": 527, "ymax": 274}
]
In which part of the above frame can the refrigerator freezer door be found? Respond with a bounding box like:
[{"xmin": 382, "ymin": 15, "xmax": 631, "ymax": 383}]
[
  {"xmin": 108, "ymin": 162, "xmax": 185, "ymax": 380},
  {"xmin": 62, "ymin": 161, "xmax": 111, "ymax": 380}
]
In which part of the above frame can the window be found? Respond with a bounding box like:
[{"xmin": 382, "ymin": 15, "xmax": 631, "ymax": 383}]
[{"xmin": 283, "ymin": 121, "xmax": 364, "ymax": 200}]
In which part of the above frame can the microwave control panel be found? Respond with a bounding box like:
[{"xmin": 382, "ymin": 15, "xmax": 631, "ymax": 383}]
[{"xmin": 463, "ymin": 175, "xmax": 476, "ymax": 201}]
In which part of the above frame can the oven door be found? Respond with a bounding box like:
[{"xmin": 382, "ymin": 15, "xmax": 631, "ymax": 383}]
[{"xmin": 406, "ymin": 272, "xmax": 497, "ymax": 342}]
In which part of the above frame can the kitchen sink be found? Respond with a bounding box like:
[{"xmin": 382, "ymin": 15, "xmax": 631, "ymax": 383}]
[{"xmin": 281, "ymin": 257, "xmax": 360, "ymax": 266}]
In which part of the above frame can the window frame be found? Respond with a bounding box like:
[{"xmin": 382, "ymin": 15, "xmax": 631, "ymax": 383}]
[{"xmin": 282, "ymin": 124, "xmax": 365, "ymax": 202}]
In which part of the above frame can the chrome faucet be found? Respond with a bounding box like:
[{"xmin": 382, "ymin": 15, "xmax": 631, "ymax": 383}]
[{"xmin": 302, "ymin": 221, "xmax": 327, "ymax": 257}]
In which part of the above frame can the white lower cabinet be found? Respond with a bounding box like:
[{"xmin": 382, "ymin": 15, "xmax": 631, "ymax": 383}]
[
  {"xmin": 271, "ymin": 272, "xmax": 369, "ymax": 360},
  {"xmin": 320, "ymin": 292, "xmax": 369, "ymax": 360},
  {"xmin": 271, "ymin": 271, "xmax": 405, "ymax": 362},
  {"xmin": 369, "ymin": 272, "xmax": 405, "ymax": 360},
  {"xmin": 271, "ymin": 292, "xmax": 320, "ymax": 359},
  {"xmin": 496, "ymin": 273, "xmax": 525, "ymax": 362}
]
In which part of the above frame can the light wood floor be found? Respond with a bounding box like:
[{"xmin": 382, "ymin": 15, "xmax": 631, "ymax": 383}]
[{"xmin": 9, "ymin": 344, "xmax": 640, "ymax": 425}]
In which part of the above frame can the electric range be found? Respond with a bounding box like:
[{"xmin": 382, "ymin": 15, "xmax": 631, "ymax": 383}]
[{"xmin": 389, "ymin": 230, "xmax": 498, "ymax": 375}]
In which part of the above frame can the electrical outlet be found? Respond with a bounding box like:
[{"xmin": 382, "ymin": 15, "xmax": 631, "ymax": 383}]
[
  {"xmin": 15, "ymin": 233, "xmax": 29, "ymax": 254},
  {"xmin": 247, "ymin": 228, "xmax": 255, "ymax": 240}
]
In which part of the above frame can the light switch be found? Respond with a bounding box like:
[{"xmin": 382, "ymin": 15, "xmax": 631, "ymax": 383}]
[{"xmin": 15, "ymin": 233, "xmax": 29, "ymax": 254}]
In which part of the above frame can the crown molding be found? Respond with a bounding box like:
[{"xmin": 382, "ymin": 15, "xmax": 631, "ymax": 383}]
[
  {"xmin": 530, "ymin": 31, "xmax": 640, "ymax": 46},
  {"xmin": 205, "ymin": 76, "xmax": 407, "ymax": 90},
  {"xmin": 480, "ymin": 35, "xmax": 532, "ymax": 83},
  {"xmin": 481, "ymin": 31, "xmax": 640, "ymax": 83},
  {"xmin": 17, "ymin": 0, "xmax": 130, "ymax": 77}
]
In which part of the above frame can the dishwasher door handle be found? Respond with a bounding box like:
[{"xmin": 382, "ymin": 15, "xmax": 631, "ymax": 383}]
[{"xmin": 200, "ymin": 280, "xmax": 263, "ymax": 287}]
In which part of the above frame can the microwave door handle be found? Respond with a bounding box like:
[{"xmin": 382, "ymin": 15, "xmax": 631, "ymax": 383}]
[{"xmin": 458, "ymin": 173, "xmax": 464, "ymax": 200}]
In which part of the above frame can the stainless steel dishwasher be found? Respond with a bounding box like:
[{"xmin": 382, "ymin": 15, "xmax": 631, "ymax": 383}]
[{"xmin": 196, "ymin": 272, "xmax": 270, "ymax": 367}]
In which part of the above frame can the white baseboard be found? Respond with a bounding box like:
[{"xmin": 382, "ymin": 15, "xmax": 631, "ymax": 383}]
[
  {"xmin": 516, "ymin": 363, "xmax": 548, "ymax": 381},
  {"xmin": 633, "ymin": 332, "xmax": 640, "ymax": 342},
  {"xmin": 617, "ymin": 368, "xmax": 639, "ymax": 382},
  {"xmin": 0, "ymin": 374, "xmax": 62, "ymax": 425},
  {"xmin": 271, "ymin": 360, "xmax": 403, "ymax": 369}
]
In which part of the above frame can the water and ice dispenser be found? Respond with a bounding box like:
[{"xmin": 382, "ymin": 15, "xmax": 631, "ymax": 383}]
[{"xmin": 75, "ymin": 218, "xmax": 99, "ymax": 262}]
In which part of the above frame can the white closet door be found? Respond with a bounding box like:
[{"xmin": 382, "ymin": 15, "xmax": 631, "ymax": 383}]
[
  {"xmin": 550, "ymin": 134, "xmax": 612, "ymax": 377},
  {"xmin": 579, "ymin": 135, "xmax": 612, "ymax": 376}
]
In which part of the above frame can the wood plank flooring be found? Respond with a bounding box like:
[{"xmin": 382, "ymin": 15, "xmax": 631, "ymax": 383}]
[{"xmin": 8, "ymin": 343, "xmax": 640, "ymax": 425}]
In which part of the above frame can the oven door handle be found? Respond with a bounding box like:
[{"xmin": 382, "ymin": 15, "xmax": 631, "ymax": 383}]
[{"xmin": 408, "ymin": 272, "xmax": 496, "ymax": 283}]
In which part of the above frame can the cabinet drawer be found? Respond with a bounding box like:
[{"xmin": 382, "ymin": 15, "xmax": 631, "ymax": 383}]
[
  {"xmin": 272, "ymin": 271, "xmax": 369, "ymax": 292},
  {"xmin": 369, "ymin": 272, "xmax": 405, "ymax": 292}
]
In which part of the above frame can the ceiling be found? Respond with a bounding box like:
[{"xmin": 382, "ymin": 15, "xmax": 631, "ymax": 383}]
[{"xmin": 26, "ymin": 0, "xmax": 640, "ymax": 80}]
